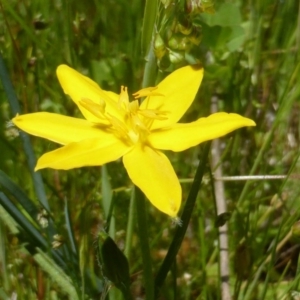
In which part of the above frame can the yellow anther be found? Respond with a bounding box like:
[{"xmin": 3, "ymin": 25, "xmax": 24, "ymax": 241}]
[
  {"xmin": 104, "ymin": 85, "xmax": 170, "ymax": 144},
  {"xmin": 79, "ymin": 98, "xmax": 106, "ymax": 119},
  {"xmin": 138, "ymin": 109, "xmax": 168, "ymax": 120},
  {"xmin": 118, "ymin": 86, "xmax": 129, "ymax": 109},
  {"xmin": 133, "ymin": 86, "xmax": 164, "ymax": 99}
]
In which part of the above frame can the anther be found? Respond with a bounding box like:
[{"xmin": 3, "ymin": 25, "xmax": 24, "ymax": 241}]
[{"xmin": 133, "ymin": 87, "xmax": 163, "ymax": 99}]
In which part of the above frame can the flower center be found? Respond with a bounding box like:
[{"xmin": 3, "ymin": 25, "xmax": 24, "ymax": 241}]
[{"xmin": 79, "ymin": 86, "xmax": 167, "ymax": 145}]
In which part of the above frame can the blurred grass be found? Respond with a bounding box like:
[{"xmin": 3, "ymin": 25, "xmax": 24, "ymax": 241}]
[{"xmin": 0, "ymin": 0, "xmax": 300, "ymax": 299}]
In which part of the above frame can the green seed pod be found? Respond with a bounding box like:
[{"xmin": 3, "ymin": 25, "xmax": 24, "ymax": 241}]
[
  {"xmin": 154, "ymin": 33, "xmax": 167, "ymax": 60},
  {"xmin": 178, "ymin": 36, "xmax": 191, "ymax": 51},
  {"xmin": 168, "ymin": 34, "xmax": 181, "ymax": 50},
  {"xmin": 185, "ymin": 0, "xmax": 215, "ymax": 15},
  {"xmin": 189, "ymin": 25, "xmax": 202, "ymax": 45},
  {"xmin": 168, "ymin": 49, "xmax": 185, "ymax": 64},
  {"xmin": 169, "ymin": 35, "xmax": 191, "ymax": 51},
  {"xmin": 177, "ymin": 22, "xmax": 193, "ymax": 35},
  {"xmin": 176, "ymin": 15, "xmax": 193, "ymax": 35},
  {"xmin": 158, "ymin": 52, "xmax": 171, "ymax": 70}
]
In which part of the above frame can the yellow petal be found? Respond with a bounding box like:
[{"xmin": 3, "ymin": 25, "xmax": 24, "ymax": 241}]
[
  {"xmin": 56, "ymin": 65, "xmax": 122, "ymax": 123},
  {"xmin": 140, "ymin": 65, "xmax": 204, "ymax": 130},
  {"xmin": 36, "ymin": 138, "xmax": 132, "ymax": 170},
  {"xmin": 149, "ymin": 113, "xmax": 256, "ymax": 151},
  {"xmin": 123, "ymin": 145, "xmax": 181, "ymax": 217},
  {"xmin": 12, "ymin": 112, "xmax": 112, "ymax": 145}
]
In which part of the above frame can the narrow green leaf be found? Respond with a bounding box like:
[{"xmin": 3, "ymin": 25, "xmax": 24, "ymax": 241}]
[
  {"xmin": 0, "ymin": 54, "xmax": 50, "ymax": 211},
  {"xmin": 0, "ymin": 204, "xmax": 19, "ymax": 235},
  {"xmin": 101, "ymin": 165, "xmax": 115, "ymax": 236},
  {"xmin": 34, "ymin": 249, "xmax": 79, "ymax": 300},
  {"xmin": 0, "ymin": 170, "xmax": 39, "ymax": 218},
  {"xmin": 64, "ymin": 198, "xmax": 78, "ymax": 256},
  {"xmin": 0, "ymin": 192, "xmax": 66, "ymax": 269},
  {"xmin": 0, "ymin": 191, "xmax": 47, "ymax": 248}
]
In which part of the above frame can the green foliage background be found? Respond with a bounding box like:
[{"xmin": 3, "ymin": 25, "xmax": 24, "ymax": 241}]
[{"xmin": 0, "ymin": 0, "xmax": 300, "ymax": 299}]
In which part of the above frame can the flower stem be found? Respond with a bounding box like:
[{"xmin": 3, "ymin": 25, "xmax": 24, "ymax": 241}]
[
  {"xmin": 141, "ymin": 0, "xmax": 158, "ymax": 89},
  {"xmin": 135, "ymin": 187, "xmax": 154, "ymax": 300},
  {"xmin": 142, "ymin": 45, "xmax": 157, "ymax": 89},
  {"xmin": 135, "ymin": 2, "xmax": 158, "ymax": 298},
  {"xmin": 154, "ymin": 142, "xmax": 211, "ymax": 296},
  {"xmin": 141, "ymin": 0, "xmax": 158, "ymax": 56},
  {"xmin": 124, "ymin": 188, "xmax": 136, "ymax": 260}
]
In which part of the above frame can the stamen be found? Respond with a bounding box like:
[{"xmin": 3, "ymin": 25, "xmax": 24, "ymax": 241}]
[
  {"xmin": 79, "ymin": 98, "xmax": 106, "ymax": 120},
  {"xmin": 106, "ymin": 113, "xmax": 129, "ymax": 138},
  {"xmin": 118, "ymin": 86, "xmax": 129, "ymax": 109},
  {"xmin": 128, "ymin": 100, "xmax": 139, "ymax": 113},
  {"xmin": 104, "ymin": 84, "xmax": 169, "ymax": 144},
  {"xmin": 139, "ymin": 109, "xmax": 168, "ymax": 120},
  {"xmin": 133, "ymin": 86, "xmax": 164, "ymax": 99},
  {"xmin": 131, "ymin": 115, "xmax": 149, "ymax": 132}
]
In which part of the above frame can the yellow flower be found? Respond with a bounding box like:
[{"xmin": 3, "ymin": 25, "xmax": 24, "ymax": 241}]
[{"xmin": 13, "ymin": 65, "xmax": 255, "ymax": 217}]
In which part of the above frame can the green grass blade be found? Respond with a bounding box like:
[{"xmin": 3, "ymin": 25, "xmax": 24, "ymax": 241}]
[
  {"xmin": 124, "ymin": 187, "xmax": 135, "ymax": 260},
  {"xmin": 0, "ymin": 54, "xmax": 50, "ymax": 211},
  {"xmin": 0, "ymin": 170, "xmax": 39, "ymax": 218},
  {"xmin": 34, "ymin": 248, "xmax": 79, "ymax": 300},
  {"xmin": 0, "ymin": 191, "xmax": 67, "ymax": 269},
  {"xmin": 64, "ymin": 198, "xmax": 78, "ymax": 256},
  {"xmin": 0, "ymin": 191, "xmax": 47, "ymax": 248},
  {"xmin": 101, "ymin": 165, "xmax": 116, "ymax": 237}
]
